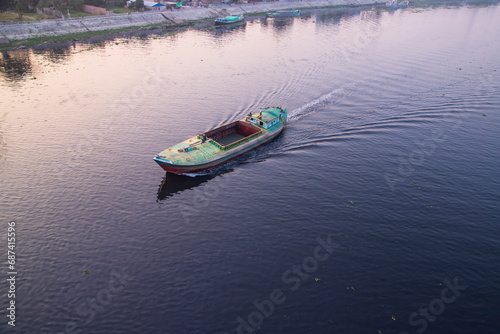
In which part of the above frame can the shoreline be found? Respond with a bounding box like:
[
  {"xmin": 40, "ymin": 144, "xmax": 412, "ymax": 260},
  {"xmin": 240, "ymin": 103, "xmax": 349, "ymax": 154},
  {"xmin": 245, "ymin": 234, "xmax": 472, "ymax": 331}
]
[
  {"xmin": 0, "ymin": 1, "xmax": 382, "ymax": 50},
  {"xmin": 2, "ymin": 0, "xmax": 498, "ymax": 51}
]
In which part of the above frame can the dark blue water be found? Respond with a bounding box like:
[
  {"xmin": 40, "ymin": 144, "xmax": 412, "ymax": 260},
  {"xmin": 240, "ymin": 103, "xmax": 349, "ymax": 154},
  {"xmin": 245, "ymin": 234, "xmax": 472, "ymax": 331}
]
[{"xmin": 1, "ymin": 5, "xmax": 499, "ymax": 334}]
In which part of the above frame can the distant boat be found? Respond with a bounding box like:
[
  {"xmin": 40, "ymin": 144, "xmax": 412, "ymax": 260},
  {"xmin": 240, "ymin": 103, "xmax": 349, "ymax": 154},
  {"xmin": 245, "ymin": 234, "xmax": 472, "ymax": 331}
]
[
  {"xmin": 215, "ymin": 15, "xmax": 244, "ymax": 25},
  {"xmin": 386, "ymin": 0, "xmax": 409, "ymax": 7},
  {"xmin": 154, "ymin": 107, "xmax": 287, "ymax": 174},
  {"xmin": 386, "ymin": 0, "xmax": 397, "ymax": 7},
  {"xmin": 266, "ymin": 10, "xmax": 300, "ymax": 18}
]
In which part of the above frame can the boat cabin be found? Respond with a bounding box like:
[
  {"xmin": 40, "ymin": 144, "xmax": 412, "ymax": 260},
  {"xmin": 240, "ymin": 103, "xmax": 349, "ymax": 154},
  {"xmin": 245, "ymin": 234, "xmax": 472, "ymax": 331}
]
[{"xmin": 246, "ymin": 109, "xmax": 284, "ymax": 129}]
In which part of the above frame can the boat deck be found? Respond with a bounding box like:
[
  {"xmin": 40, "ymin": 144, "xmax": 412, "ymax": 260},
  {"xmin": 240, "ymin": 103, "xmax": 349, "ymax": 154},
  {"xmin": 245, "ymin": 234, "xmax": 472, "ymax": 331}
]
[
  {"xmin": 217, "ymin": 133, "xmax": 246, "ymax": 146},
  {"xmin": 154, "ymin": 107, "xmax": 287, "ymax": 172}
]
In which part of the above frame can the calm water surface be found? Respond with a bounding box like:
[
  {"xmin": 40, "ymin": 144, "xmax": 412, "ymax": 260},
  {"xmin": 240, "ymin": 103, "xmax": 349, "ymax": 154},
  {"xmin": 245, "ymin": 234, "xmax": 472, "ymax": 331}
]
[{"xmin": 1, "ymin": 5, "xmax": 500, "ymax": 334}]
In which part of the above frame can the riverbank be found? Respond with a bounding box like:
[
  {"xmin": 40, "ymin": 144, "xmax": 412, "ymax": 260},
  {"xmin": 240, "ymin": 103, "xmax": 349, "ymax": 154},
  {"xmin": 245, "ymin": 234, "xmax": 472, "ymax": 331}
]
[{"xmin": 0, "ymin": 0, "xmax": 381, "ymax": 48}]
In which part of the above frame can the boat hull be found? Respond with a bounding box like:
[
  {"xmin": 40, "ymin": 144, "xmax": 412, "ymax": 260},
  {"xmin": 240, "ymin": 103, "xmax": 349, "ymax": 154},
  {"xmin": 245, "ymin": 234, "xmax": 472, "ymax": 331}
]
[
  {"xmin": 215, "ymin": 20, "xmax": 242, "ymax": 25},
  {"xmin": 154, "ymin": 127, "xmax": 283, "ymax": 174},
  {"xmin": 214, "ymin": 16, "xmax": 244, "ymax": 25},
  {"xmin": 154, "ymin": 107, "xmax": 287, "ymax": 175}
]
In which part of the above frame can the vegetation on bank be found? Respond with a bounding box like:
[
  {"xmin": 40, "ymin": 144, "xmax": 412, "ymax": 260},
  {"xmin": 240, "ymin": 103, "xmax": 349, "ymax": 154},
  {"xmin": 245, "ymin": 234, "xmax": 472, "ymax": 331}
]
[
  {"xmin": 0, "ymin": 0, "xmax": 139, "ymax": 22},
  {"xmin": 0, "ymin": 21, "xmax": 191, "ymax": 51},
  {"xmin": 109, "ymin": 7, "xmax": 135, "ymax": 13},
  {"xmin": 2, "ymin": 28, "xmax": 132, "ymax": 50},
  {"xmin": 0, "ymin": 9, "xmax": 52, "ymax": 21}
]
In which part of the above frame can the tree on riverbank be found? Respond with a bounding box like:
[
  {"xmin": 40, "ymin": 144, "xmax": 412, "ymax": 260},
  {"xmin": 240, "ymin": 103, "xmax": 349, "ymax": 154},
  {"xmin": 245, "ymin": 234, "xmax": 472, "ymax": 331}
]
[
  {"xmin": 127, "ymin": 0, "xmax": 144, "ymax": 10},
  {"xmin": 5, "ymin": 0, "xmax": 129, "ymax": 19},
  {"xmin": 14, "ymin": 0, "xmax": 31, "ymax": 19},
  {"xmin": 37, "ymin": 0, "xmax": 86, "ymax": 10},
  {"xmin": 14, "ymin": 0, "xmax": 39, "ymax": 11},
  {"xmin": 0, "ymin": 0, "xmax": 15, "ymax": 12},
  {"xmin": 69, "ymin": 0, "xmax": 84, "ymax": 10},
  {"xmin": 37, "ymin": 0, "xmax": 63, "ymax": 9}
]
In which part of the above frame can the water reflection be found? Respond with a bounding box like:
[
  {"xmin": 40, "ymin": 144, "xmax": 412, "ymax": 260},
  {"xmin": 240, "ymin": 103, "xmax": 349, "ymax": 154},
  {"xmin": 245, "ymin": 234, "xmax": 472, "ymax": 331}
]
[
  {"xmin": 0, "ymin": 50, "xmax": 32, "ymax": 82},
  {"xmin": 269, "ymin": 17, "xmax": 295, "ymax": 31},
  {"xmin": 315, "ymin": 9, "xmax": 363, "ymax": 25},
  {"xmin": 33, "ymin": 44, "xmax": 73, "ymax": 64},
  {"xmin": 210, "ymin": 22, "xmax": 247, "ymax": 37},
  {"xmin": 316, "ymin": 10, "xmax": 358, "ymax": 24},
  {"xmin": 0, "ymin": 112, "xmax": 7, "ymax": 165},
  {"xmin": 260, "ymin": 17, "xmax": 271, "ymax": 27},
  {"xmin": 33, "ymin": 39, "xmax": 75, "ymax": 52},
  {"xmin": 156, "ymin": 171, "xmax": 220, "ymax": 201}
]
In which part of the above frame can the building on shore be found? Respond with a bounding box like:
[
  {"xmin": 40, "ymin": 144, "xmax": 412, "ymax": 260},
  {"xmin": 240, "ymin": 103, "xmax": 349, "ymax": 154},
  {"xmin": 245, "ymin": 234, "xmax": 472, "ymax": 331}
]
[{"xmin": 143, "ymin": 1, "xmax": 168, "ymax": 10}]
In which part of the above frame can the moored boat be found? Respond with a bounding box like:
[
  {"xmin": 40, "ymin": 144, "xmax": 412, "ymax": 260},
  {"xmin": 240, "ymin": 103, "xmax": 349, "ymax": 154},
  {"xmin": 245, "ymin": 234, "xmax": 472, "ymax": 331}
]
[
  {"xmin": 154, "ymin": 107, "xmax": 287, "ymax": 174},
  {"xmin": 386, "ymin": 0, "xmax": 408, "ymax": 8},
  {"xmin": 215, "ymin": 15, "xmax": 244, "ymax": 25},
  {"xmin": 266, "ymin": 10, "xmax": 300, "ymax": 18}
]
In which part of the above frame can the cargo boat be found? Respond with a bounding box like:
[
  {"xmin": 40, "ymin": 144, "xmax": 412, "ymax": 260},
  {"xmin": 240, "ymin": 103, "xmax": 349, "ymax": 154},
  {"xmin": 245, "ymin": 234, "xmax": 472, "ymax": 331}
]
[
  {"xmin": 154, "ymin": 107, "xmax": 287, "ymax": 174},
  {"xmin": 215, "ymin": 15, "xmax": 244, "ymax": 25}
]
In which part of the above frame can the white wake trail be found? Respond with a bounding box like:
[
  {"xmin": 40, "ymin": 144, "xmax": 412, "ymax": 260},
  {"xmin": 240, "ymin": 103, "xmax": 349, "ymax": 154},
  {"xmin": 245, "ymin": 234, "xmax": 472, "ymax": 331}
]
[{"xmin": 287, "ymin": 81, "xmax": 363, "ymax": 122}]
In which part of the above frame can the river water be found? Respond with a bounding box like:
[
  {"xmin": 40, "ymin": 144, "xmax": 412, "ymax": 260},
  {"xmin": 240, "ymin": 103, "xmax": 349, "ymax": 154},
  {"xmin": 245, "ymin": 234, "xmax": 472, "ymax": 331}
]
[{"xmin": 1, "ymin": 4, "xmax": 499, "ymax": 334}]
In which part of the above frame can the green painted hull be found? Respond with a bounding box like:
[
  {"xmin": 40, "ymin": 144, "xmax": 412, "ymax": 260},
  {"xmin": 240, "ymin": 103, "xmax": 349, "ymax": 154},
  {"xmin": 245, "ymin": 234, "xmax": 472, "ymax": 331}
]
[
  {"xmin": 154, "ymin": 107, "xmax": 287, "ymax": 174},
  {"xmin": 215, "ymin": 16, "xmax": 244, "ymax": 25}
]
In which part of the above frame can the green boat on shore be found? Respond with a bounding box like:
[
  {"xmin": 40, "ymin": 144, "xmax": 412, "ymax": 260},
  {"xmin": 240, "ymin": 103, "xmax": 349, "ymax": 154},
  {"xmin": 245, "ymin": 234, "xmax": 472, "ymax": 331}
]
[
  {"xmin": 215, "ymin": 15, "xmax": 245, "ymax": 25},
  {"xmin": 154, "ymin": 107, "xmax": 287, "ymax": 174}
]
